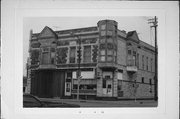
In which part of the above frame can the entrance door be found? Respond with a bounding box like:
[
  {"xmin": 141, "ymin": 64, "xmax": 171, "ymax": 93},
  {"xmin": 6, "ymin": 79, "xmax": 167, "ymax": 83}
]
[
  {"xmin": 64, "ymin": 72, "xmax": 72, "ymax": 96},
  {"xmin": 102, "ymin": 72, "xmax": 113, "ymax": 97},
  {"xmin": 65, "ymin": 82, "xmax": 71, "ymax": 96}
]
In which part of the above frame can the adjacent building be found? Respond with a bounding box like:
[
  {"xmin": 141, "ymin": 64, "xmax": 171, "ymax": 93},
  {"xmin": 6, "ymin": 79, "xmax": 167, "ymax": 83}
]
[{"xmin": 26, "ymin": 19, "xmax": 156, "ymax": 100}]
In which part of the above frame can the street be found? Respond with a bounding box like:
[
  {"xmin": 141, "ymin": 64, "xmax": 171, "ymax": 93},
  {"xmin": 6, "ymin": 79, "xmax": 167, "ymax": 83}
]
[{"xmin": 39, "ymin": 98, "xmax": 158, "ymax": 107}]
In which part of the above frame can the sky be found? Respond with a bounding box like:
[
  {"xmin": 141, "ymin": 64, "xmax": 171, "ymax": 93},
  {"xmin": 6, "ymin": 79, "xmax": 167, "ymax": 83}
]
[{"xmin": 23, "ymin": 17, "xmax": 155, "ymax": 76}]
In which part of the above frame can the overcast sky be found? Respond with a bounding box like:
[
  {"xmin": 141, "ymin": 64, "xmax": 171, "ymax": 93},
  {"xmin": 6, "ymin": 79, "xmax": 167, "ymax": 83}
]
[{"xmin": 23, "ymin": 17, "xmax": 155, "ymax": 76}]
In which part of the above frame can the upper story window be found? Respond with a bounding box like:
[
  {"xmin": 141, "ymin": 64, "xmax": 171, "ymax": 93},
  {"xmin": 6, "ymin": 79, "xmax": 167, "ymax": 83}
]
[
  {"xmin": 142, "ymin": 77, "xmax": 144, "ymax": 83},
  {"xmin": 101, "ymin": 25, "xmax": 106, "ymax": 30},
  {"xmin": 107, "ymin": 30, "xmax": 113, "ymax": 36},
  {"xmin": 100, "ymin": 50, "xmax": 106, "ymax": 62},
  {"xmin": 107, "ymin": 43, "xmax": 113, "ymax": 49},
  {"xmin": 137, "ymin": 53, "xmax": 139, "ymax": 68},
  {"xmin": 100, "ymin": 50, "xmax": 105, "ymax": 55},
  {"xmin": 101, "ymin": 31, "xmax": 106, "ymax": 36},
  {"xmin": 127, "ymin": 43, "xmax": 132, "ymax": 46},
  {"xmin": 151, "ymin": 58, "xmax": 153, "ymax": 72},
  {"xmin": 128, "ymin": 50, "xmax": 131, "ymax": 55},
  {"xmin": 41, "ymin": 47, "xmax": 50, "ymax": 65},
  {"xmin": 100, "ymin": 44, "xmax": 106, "ymax": 49},
  {"xmin": 107, "ymin": 38, "xmax": 113, "ymax": 43},
  {"xmin": 100, "ymin": 38, "xmax": 106, "ymax": 43},
  {"xmin": 51, "ymin": 48, "xmax": 55, "ymax": 64},
  {"xmin": 142, "ymin": 55, "xmax": 144, "ymax": 70},
  {"xmin": 107, "ymin": 56, "xmax": 113, "ymax": 62},
  {"xmin": 146, "ymin": 57, "xmax": 149, "ymax": 71},
  {"xmin": 107, "ymin": 49, "xmax": 113, "ymax": 62},
  {"xmin": 69, "ymin": 47, "xmax": 76, "ymax": 63},
  {"xmin": 107, "ymin": 50, "xmax": 113, "ymax": 55},
  {"xmin": 133, "ymin": 51, "xmax": 136, "ymax": 66},
  {"xmin": 149, "ymin": 78, "xmax": 152, "ymax": 85},
  {"xmin": 83, "ymin": 45, "xmax": 91, "ymax": 63}
]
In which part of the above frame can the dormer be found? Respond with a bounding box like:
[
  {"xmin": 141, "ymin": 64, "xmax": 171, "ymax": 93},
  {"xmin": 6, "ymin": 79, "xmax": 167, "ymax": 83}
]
[
  {"xmin": 38, "ymin": 26, "xmax": 58, "ymax": 39},
  {"xmin": 126, "ymin": 31, "xmax": 140, "ymax": 43},
  {"xmin": 38, "ymin": 26, "xmax": 57, "ymax": 47}
]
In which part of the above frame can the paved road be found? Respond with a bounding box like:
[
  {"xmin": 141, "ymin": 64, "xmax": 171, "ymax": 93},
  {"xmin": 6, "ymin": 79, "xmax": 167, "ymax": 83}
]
[{"xmin": 39, "ymin": 98, "xmax": 158, "ymax": 107}]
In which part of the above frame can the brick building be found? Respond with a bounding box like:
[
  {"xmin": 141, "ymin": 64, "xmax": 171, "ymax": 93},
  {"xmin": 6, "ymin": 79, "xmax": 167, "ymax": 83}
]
[{"xmin": 27, "ymin": 19, "xmax": 156, "ymax": 100}]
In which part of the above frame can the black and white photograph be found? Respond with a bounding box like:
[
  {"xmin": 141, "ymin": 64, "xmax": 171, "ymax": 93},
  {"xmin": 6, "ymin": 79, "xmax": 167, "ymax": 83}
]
[
  {"xmin": 23, "ymin": 17, "xmax": 158, "ymax": 108},
  {"xmin": 1, "ymin": 1, "xmax": 179, "ymax": 119}
]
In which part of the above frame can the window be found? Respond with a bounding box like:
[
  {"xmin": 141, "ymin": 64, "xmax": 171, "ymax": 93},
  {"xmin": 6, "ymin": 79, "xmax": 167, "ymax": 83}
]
[
  {"xmin": 107, "ymin": 38, "xmax": 113, "ymax": 43},
  {"xmin": 137, "ymin": 53, "xmax": 139, "ymax": 68},
  {"xmin": 105, "ymin": 75, "xmax": 111, "ymax": 79},
  {"xmin": 73, "ymin": 84, "xmax": 77, "ymax": 89},
  {"xmin": 69, "ymin": 47, "xmax": 76, "ymax": 63},
  {"xmin": 100, "ymin": 50, "xmax": 105, "ymax": 55},
  {"xmin": 107, "ymin": 43, "xmax": 113, "ymax": 49},
  {"xmin": 51, "ymin": 52, "xmax": 55, "ymax": 64},
  {"xmin": 133, "ymin": 51, "xmax": 136, "ymax": 56},
  {"xmin": 133, "ymin": 51, "xmax": 136, "ymax": 66},
  {"xmin": 151, "ymin": 58, "xmax": 153, "ymax": 72},
  {"xmin": 100, "ymin": 38, "xmax": 106, "ymax": 43},
  {"xmin": 107, "ymin": 50, "xmax": 113, "ymax": 55},
  {"xmin": 107, "ymin": 85, "xmax": 111, "ymax": 89},
  {"xmin": 101, "ymin": 25, "xmax": 106, "ymax": 30},
  {"xmin": 83, "ymin": 46, "xmax": 91, "ymax": 63},
  {"xmin": 142, "ymin": 77, "xmax": 144, "ymax": 83},
  {"xmin": 100, "ymin": 44, "xmax": 106, "ymax": 49},
  {"xmin": 103, "ymin": 79, "xmax": 106, "ymax": 88},
  {"xmin": 146, "ymin": 57, "xmax": 148, "ymax": 71},
  {"xmin": 149, "ymin": 79, "xmax": 152, "ymax": 85},
  {"xmin": 107, "ymin": 30, "xmax": 113, "ymax": 36},
  {"xmin": 128, "ymin": 50, "xmax": 131, "ymax": 55},
  {"xmin": 127, "ymin": 43, "xmax": 132, "ymax": 46},
  {"xmin": 100, "ymin": 56, "xmax": 105, "ymax": 61},
  {"xmin": 107, "ymin": 56, "xmax": 113, "ymax": 61},
  {"xmin": 100, "ymin": 50, "xmax": 106, "ymax": 62},
  {"xmin": 142, "ymin": 55, "xmax": 144, "ymax": 69},
  {"xmin": 101, "ymin": 31, "xmax": 106, "ymax": 36},
  {"xmin": 42, "ymin": 52, "xmax": 50, "ymax": 64},
  {"xmin": 67, "ymin": 72, "xmax": 72, "ymax": 79}
]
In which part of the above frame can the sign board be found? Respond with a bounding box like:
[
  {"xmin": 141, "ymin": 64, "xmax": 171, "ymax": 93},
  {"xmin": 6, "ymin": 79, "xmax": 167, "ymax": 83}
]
[{"xmin": 73, "ymin": 71, "xmax": 94, "ymax": 79}]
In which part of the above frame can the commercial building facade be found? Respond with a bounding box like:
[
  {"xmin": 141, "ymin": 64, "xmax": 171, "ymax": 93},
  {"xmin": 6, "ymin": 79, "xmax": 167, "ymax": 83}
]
[{"xmin": 27, "ymin": 20, "xmax": 155, "ymax": 99}]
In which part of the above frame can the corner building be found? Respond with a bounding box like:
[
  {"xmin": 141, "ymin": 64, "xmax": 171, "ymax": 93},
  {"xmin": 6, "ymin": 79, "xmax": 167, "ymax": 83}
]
[{"xmin": 27, "ymin": 20, "xmax": 155, "ymax": 100}]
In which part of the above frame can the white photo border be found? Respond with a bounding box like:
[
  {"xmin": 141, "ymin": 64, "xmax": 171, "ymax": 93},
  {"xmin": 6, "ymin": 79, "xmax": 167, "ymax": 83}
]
[{"xmin": 1, "ymin": 1, "xmax": 179, "ymax": 119}]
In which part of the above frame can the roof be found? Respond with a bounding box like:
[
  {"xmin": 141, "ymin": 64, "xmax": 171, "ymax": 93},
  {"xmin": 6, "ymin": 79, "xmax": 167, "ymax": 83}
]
[
  {"xmin": 126, "ymin": 30, "xmax": 140, "ymax": 43},
  {"xmin": 38, "ymin": 26, "xmax": 58, "ymax": 39}
]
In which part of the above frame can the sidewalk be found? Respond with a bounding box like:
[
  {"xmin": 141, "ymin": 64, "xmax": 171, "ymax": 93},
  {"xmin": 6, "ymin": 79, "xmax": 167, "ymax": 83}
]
[{"xmin": 39, "ymin": 98, "xmax": 158, "ymax": 107}]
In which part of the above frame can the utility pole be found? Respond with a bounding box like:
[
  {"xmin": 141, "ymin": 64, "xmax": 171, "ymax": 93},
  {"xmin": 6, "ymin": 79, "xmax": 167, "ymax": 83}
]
[
  {"xmin": 148, "ymin": 16, "xmax": 158, "ymax": 101},
  {"xmin": 77, "ymin": 36, "xmax": 81, "ymax": 101},
  {"xmin": 71, "ymin": 32, "xmax": 81, "ymax": 101}
]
